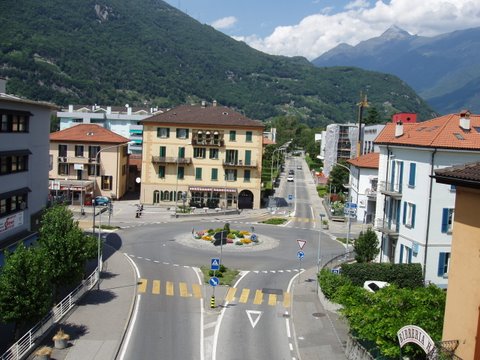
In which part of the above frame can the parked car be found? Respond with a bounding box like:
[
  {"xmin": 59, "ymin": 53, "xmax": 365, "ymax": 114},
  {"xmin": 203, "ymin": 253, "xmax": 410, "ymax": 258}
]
[
  {"xmin": 94, "ymin": 196, "xmax": 111, "ymax": 206},
  {"xmin": 287, "ymin": 175, "xmax": 294, "ymax": 182},
  {"xmin": 297, "ymin": 165, "xmax": 302, "ymax": 170},
  {"xmin": 288, "ymin": 169, "xmax": 295, "ymax": 175}
]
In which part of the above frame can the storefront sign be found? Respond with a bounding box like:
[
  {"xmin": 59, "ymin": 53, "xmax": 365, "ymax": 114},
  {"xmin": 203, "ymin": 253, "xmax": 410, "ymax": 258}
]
[
  {"xmin": 0, "ymin": 212, "xmax": 24, "ymax": 234},
  {"xmin": 397, "ymin": 325, "xmax": 435, "ymax": 354}
]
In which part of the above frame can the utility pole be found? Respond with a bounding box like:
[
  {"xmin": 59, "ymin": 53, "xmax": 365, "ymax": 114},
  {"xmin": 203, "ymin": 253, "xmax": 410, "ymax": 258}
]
[{"xmin": 356, "ymin": 93, "xmax": 369, "ymax": 156}]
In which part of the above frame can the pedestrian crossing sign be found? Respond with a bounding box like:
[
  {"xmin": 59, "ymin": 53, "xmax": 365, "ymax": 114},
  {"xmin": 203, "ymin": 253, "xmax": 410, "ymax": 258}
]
[{"xmin": 211, "ymin": 258, "xmax": 220, "ymax": 270}]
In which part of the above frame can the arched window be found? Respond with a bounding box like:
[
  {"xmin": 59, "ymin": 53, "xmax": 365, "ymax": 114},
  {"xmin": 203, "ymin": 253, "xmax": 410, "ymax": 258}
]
[{"xmin": 153, "ymin": 190, "xmax": 160, "ymax": 204}]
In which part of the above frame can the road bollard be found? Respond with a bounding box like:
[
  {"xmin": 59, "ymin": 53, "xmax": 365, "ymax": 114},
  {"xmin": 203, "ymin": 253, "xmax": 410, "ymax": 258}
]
[{"xmin": 210, "ymin": 295, "xmax": 215, "ymax": 308}]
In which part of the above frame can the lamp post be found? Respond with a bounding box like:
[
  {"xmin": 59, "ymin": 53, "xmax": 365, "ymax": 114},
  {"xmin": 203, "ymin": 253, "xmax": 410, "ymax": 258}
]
[{"xmin": 92, "ymin": 141, "xmax": 130, "ymax": 277}]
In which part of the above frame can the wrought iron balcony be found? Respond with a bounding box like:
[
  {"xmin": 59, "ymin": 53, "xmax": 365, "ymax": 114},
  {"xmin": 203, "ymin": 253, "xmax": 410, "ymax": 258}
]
[
  {"xmin": 365, "ymin": 189, "xmax": 377, "ymax": 200},
  {"xmin": 222, "ymin": 160, "xmax": 257, "ymax": 168},
  {"xmin": 374, "ymin": 217, "xmax": 399, "ymax": 236},
  {"xmin": 378, "ymin": 181, "xmax": 402, "ymax": 198},
  {"xmin": 151, "ymin": 156, "xmax": 192, "ymax": 164},
  {"xmin": 191, "ymin": 138, "xmax": 225, "ymax": 147}
]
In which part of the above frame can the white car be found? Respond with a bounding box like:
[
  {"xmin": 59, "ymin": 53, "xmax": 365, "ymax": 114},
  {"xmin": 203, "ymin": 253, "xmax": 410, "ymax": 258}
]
[{"xmin": 287, "ymin": 175, "xmax": 294, "ymax": 182}]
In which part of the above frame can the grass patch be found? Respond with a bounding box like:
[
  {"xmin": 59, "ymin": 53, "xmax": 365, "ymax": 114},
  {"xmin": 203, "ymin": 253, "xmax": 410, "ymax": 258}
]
[
  {"xmin": 95, "ymin": 224, "xmax": 120, "ymax": 230},
  {"xmin": 200, "ymin": 265, "xmax": 239, "ymax": 286},
  {"xmin": 261, "ymin": 217, "xmax": 287, "ymax": 225},
  {"xmin": 336, "ymin": 237, "xmax": 356, "ymax": 244}
]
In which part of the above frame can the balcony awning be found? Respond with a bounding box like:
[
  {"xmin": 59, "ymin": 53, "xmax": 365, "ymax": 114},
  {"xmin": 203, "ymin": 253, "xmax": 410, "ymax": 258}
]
[{"xmin": 189, "ymin": 186, "xmax": 237, "ymax": 193}]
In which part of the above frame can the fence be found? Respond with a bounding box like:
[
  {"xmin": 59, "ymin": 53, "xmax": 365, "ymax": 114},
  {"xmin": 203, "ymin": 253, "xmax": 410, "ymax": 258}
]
[{"xmin": 0, "ymin": 268, "xmax": 99, "ymax": 360}]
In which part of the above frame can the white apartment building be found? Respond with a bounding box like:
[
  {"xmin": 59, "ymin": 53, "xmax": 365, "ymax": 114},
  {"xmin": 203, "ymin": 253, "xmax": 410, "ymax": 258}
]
[{"xmin": 374, "ymin": 111, "xmax": 480, "ymax": 288}]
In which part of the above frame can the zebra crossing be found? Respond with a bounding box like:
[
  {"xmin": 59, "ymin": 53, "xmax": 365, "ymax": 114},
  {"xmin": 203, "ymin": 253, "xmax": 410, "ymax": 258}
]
[{"xmin": 137, "ymin": 278, "xmax": 291, "ymax": 307}]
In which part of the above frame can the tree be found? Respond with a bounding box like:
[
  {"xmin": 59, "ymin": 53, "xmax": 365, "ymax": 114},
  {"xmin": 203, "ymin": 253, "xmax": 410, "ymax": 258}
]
[
  {"xmin": 38, "ymin": 204, "xmax": 97, "ymax": 299},
  {"xmin": 364, "ymin": 105, "xmax": 382, "ymax": 125},
  {"xmin": 327, "ymin": 161, "xmax": 349, "ymax": 194},
  {"xmin": 353, "ymin": 228, "xmax": 379, "ymax": 262},
  {"xmin": 0, "ymin": 245, "xmax": 52, "ymax": 339}
]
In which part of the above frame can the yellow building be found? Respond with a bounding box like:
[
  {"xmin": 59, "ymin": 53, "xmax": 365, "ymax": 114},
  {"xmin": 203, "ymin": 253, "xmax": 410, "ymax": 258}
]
[
  {"xmin": 49, "ymin": 124, "xmax": 130, "ymax": 204},
  {"xmin": 434, "ymin": 162, "xmax": 480, "ymax": 360},
  {"xmin": 140, "ymin": 103, "xmax": 264, "ymax": 209}
]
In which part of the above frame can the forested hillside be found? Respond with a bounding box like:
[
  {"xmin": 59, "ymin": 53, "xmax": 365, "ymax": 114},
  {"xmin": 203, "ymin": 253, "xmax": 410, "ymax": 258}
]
[{"xmin": 0, "ymin": 0, "xmax": 435, "ymax": 125}]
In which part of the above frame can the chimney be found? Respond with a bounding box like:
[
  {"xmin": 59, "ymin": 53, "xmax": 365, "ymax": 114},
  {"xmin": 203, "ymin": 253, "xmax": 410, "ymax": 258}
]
[
  {"xmin": 212, "ymin": 100, "xmax": 217, "ymax": 107},
  {"xmin": 395, "ymin": 121, "xmax": 404, "ymax": 137},
  {"xmin": 0, "ymin": 77, "xmax": 5, "ymax": 93},
  {"xmin": 68, "ymin": 105, "xmax": 73, "ymax": 112},
  {"xmin": 459, "ymin": 110, "xmax": 471, "ymax": 131}
]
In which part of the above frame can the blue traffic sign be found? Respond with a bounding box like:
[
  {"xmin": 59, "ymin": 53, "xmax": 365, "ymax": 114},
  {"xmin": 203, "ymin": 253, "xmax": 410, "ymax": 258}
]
[
  {"xmin": 250, "ymin": 234, "xmax": 257, "ymax": 241},
  {"xmin": 297, "ymin": 250, "xmax": 305, "ymax": 260},
  {"xmin": 331, "ymin": 268, "xmax": 341, "ymax": 274},
  {"xmin": 211, "ymin": 258, "xmax": 220, "ymax": 271},
  {"xmin": 345, "ymin": 202, "xmax": 357, "ymax": 209},
  {"xmin": 209, "ymin": 277, "xmax": 219, "ymax": 287},
  {"xmin": 288, "ymin": 194, "xmax": 293, "ymax": 201}
]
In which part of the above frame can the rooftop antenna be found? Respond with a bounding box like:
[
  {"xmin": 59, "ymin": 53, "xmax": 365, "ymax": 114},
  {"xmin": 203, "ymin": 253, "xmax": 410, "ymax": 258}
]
[{"xmin": 356, "ymin": 92, "xmax": 369, "ymax": 156}]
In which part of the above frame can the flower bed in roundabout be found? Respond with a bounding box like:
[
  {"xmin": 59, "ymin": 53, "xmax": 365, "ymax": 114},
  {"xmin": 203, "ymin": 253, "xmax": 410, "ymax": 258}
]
[{"xmin": 193, "ymin": 227, "xmax": 259, "ymax": 246}]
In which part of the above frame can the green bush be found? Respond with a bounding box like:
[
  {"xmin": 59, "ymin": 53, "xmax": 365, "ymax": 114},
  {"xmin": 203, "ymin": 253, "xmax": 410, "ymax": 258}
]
[
  {"xmin": 318, "ymin": 268, "xmax": 351, "ymax": 300},
  {"xmin": 219, "ymin": 264, "xmax": 226, "ymax": 273},
  {"xmin": 340, "ymin": 263, "xmax": 423, "ymax": 289}
]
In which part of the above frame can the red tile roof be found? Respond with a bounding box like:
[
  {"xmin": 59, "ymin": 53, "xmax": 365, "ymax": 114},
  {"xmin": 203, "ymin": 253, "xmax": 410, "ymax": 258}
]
[
  {"xmin": 434, "ymin": 161, "xmax": 480, "ymax": 188},
  {"xmin": 142, "ymin": 104, "xmax": 264, "ymax": 128},
  {"xmin": 347, "ymin": 152, "xmax": 379, "ymax": 169},
  {"xmin": 50, "ymin": 124, "xmax": 130, "ymax": 144},
  {"xmin": 374, "ymin": 112, "xmax": 480, "ymax": 150}
]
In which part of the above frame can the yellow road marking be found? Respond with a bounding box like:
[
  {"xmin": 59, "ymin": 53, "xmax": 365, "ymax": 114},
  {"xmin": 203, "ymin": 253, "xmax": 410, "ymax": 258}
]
[
  {"xmin": 225, "ymin": 287, "xmax": 237, "ymax": 302},
  {"xmin": 166, "ymin": 281, "xmax": 174, "ymax": 296},
  {"xmin": 268, "ymin": 294, "xmax": 277, "ymax": 306},
  {"xmin": 179, "ymin": 282, "xmax": 189, "ymax": 297},
  {"xmin": 253, "ymin": 289, "xmax": 263, "ymax": 305},
  {"xmin": 138, "ymin": 278, "xmax": 147, "ymax": 293},
  {"xmin": 192, "ymin": 284, "xmax": 202, "ymax": 298},
  {"xmin": 283, "ymin": 292, "xmax": 291, "ymax": 308},
  {"xmin": 239, "ymin": 288, "xmax": 250, "ymax": 303},
  {"xmin": 152, "ymin": 280, "xmax": 160, "ymax": 295}
]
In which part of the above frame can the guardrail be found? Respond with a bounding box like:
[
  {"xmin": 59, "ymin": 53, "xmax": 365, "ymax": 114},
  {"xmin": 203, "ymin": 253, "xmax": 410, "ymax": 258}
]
[{"xmin": 0, "ymin": 268, "xmax": 99, "ymax": 360}]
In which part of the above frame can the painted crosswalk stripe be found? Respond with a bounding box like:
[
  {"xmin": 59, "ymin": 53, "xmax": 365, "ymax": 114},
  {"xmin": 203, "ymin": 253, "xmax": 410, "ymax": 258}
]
[
  {"xmin": 152, "ymin": 280, "xmax": 161, "ymax": 295},
  {"xmin": 239, "ymin": 288, "xmax": 250, "ymax": 303},
  {"xmin": 268, "ymin": 294, "xmax": 277, "ymax": 306},
  {"xmin": 179, "ymin": 282, "xmax": 189, "ymax": 297},
  {"xmin": 166, "ymin": 281, "xmax": 174, "ymax": 296},
  {"xmin": 283, "ymin": 292, "xmax": 291, "ymax": 308},
  {"xmin": 225, "ymin": 287, "xmax": 237, "ymax": 302},
  {"xmin": 138, "ymin": 278, "xmax": 147, "ymax": 293},
  {"xmin": 253, "ymin": 289, "xmax": 263, "ymax": 305},
  {"xmin": 192, "ymin": 283, "xmax": 202, "ymax": 298}
]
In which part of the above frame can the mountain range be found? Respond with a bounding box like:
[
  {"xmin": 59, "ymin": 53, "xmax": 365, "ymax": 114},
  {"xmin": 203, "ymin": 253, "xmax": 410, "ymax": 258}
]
[
  {"xmin": 313, "ymin": 26, "xmax": 480, "ymax": 114},
  {"xmin": 0, "ymin": 0, "xmax": 434, "ymax": 126}
]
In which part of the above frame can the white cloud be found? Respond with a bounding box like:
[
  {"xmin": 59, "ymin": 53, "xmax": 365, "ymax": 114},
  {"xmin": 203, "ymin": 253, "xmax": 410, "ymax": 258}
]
[
  {"xmin": 211, "ymin": 16, "xmax": 237, "ymax": 30},
  {"xmin": 241, "ymin": 0, "xmax": 480, "ymax": 60}
]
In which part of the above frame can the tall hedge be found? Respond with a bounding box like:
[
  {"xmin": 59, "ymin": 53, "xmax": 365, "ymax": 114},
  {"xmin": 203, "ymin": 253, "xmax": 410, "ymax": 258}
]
[{"xmin": 340, "ymin": 263, "xmax": 423, "ymax": 289}]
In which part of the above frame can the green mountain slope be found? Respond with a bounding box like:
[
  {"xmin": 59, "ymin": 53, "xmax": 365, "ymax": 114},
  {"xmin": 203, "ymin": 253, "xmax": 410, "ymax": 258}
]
[{"xmin": 0, "ymin": 0, "xmax": 435, "ymax": 124}]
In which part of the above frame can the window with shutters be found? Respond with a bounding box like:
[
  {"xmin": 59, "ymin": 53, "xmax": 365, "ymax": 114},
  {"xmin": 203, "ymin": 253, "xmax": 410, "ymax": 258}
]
[
  {"xmin": 195, "ymin": 167, "xmax": 202, "ymax": 180},
  {"xmin": 246, "ymin": 131, "xmax": 252, "ymax": 142},
  {"xmin": 403, "ymin": 202, "xmax": 416, "ymax": 228},
  {"xmin": 177, "ymin": 167, "xmax": 184, "ymax": 180},
  {"xmin": 157, "ymin": 127, "xmax": 170, "ymax": 138},
  {"xmin": 158, "ymin": 166, "xmax": 165, "ymax": 178},
  {"xmin": 244, "ymin": 169, "xmax": 251, "ymax": 182},
  {"xmin": 408, "ymin": 162, "xmax": 416, "ymax": 187},
  {"xmin": 193, "ymin": 147, "xmax": 206, "ymax": 158},
  {"xmin": 176, "ymin": 128, "xmax": 189, "ymax": 139},
  {"xmin": 441, "ymin": 208, "xmax": 454, "ymax": 233},
  {"xmin": 229, "ymin": 130, "xmax": 236, "ymax": 141},
  {"xmin": 211, "ymin": 168, "xmax": 218, "ymax": 181},
  {"xmin": 437, "ymin": 252, "xmax": 450, "ymax": 277}
]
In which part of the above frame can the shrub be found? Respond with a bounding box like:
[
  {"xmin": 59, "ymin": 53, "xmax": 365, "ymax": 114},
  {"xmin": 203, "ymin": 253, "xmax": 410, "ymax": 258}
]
[
  {"xmin": 235, "ymin": 241, "xmax": 243, "ymax": 245},
  {"xmin": 241, "ymin": 238, "xmax": 252, "ymax": 244},
  {"xmin": 318, "ymin": 268, "xmax": 352, "ymax": 300}
]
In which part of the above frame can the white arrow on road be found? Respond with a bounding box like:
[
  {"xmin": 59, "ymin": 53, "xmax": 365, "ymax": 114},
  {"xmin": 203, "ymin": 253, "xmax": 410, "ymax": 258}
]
[{"xmin": 246, "ymin": 310, "xmax": 262, "ymax": 329}]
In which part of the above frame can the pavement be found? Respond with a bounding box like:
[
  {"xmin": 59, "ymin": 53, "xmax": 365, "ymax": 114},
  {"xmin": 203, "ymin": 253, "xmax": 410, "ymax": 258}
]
[{"xmin": 26, "ymin": 166, "xmax": 367, "ymax": 360}]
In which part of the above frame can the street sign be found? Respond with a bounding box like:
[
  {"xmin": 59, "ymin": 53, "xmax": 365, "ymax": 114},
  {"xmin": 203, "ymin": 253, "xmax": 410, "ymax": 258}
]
[
  {"xmin": 331, "ymin": 268, "xmax": 341, "ymax": 274},
  {"xmin": 296, "ymin": 239, "xmax": 306, "ymax": 250},
  {"xmin": 209, "ymin": 277, "xmax": 219, "ymax": 286},
  {"xmin": 250, "ymin": 234, "xmax": 257, "ymax": 241},
  {"xmin": 297, "ymin": 250, "xmax": 305, "ymax": 260},
  {"xmin": 211, "ymin": 258, "xmax": 220, "ymax": 271},
  {"xmin": 288, "ymin": 194, "xmax": 293, "ymax": 201},
  {"xmin": 345, "ymin": 202, "xmax": 357, "ymax": 209}
]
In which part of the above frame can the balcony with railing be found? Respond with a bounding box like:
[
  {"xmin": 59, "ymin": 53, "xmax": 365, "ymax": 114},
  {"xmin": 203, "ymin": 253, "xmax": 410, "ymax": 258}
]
[
  {"xmin": 151, "ymin": 156, "xmax": 192, "ymax": 164},
  {"xmin": 374, "ymin": 217, "xmax": 400, "ymax": 236},
  {"xmin": 191, "ymin": 137, "xmax": 225, "ymax": 147},
  {"xmin": 365, "ymin": 188, "xmax": 377, "ymax": 200},
  {"xmin": 378, "ymin": 180, "xmax": 402, "ymax": 198},
  {"xmin": 222, "ymin": 160, "xmax": 257, "ymax": 168}
]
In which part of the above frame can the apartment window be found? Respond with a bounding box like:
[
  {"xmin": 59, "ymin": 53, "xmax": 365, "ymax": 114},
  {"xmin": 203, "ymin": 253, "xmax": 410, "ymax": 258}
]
[
  {"xmin": 209, "ymin": 148, "xmax": 219, "ymax": 159},
  {"xmin": 246, "ymin": 131, "xmax": 253, "ymax": 142},
  {"xmin": 159, "ymin": 146, "xmax": 166, "ymax": 158},
  {"xmin": 89, "ymin": 145, "xmax": 100, "ymax": 160},
  {"xmin": 390, "ymin": 160, "xmax": 404, "ymax": 192},
  {"xmin": 225, "ymin": 150, "xmax": 238, "ymax": 164},
  {"xmin": 178, "ymin": 147, "xmax": 185, "ymax": 159},
  {"xmin": 437, "ymin": 252, "xmax": 451, "ymax": 277},
  {"xmin": 244, "ymin": 169, "xmax": 251, "ymax": 182},
  {"xmin": 229, "ymin": 130, "xmax": 236, "ymax": 141},
  {"xmin": 58, "ymin": 144, "xmax": 67, "ymax": 157},
  {"xmin": 195, "ymin": 167, "xmax": 202, "ymax": 180},
  {"xmin": 157, "ymin": 127, "xmax": 170, "ymax": 138},
  {"xmin": 176, "ymin": 128, "xmax": 189, "ymax": 139},
  {"xmin": 403, "ymin": 202, "xmax": 416, "ymax": 228},
  {"xmin": 75, "ymin": 145, "xmax": 84, "ymax": 157},
  {"xmin": 244, "ymin": 150, "xmax": 251, "ymax": 166},
  {"xmin": 0, "ymin": 111, "xmax": 29, "ymax": 133},
  {"xmin": 226, "ymin": 169, "xmax": 237, "ymax": 181},
  {"xmin": 177, "ymin": 166, "xmax": 184, "ymax": 180},
  {"xmin": 58, "ymin": 163, "xmax": 69, "ymax": 176},
  {"xmin": 88, "ymin": 164, "xmax": 99, "ymax": 176},
  {"xmin": 211, "ymin": 168, "xmax": 218, "ymax": 181},
  {"xmin": 441, "ymin": 208, "xmax": 454, "ymax": 233},
  {"xmin": 0, "ymin": 152, "xmax": 29, "ymax": 175},
  {"xmin": 0, "ymin": 189, "xmax": 28, "ymax": 216},
  {"xmin": 408, "ymin": 163, "xmax": 416, "ymax": 187},
  {"xmin": 101, "ymin": 175, "xmax": 112, "ymax": 190},
  {"xmin": 193, "ymin": 147, "xmax": 206, "ymax": 159},
  {"xmin": 399, "ymin": 244, "xmax": 412, "ymax": 264},
  {"xmin": 158, "ymin": 165, "xmax": 165, "ymax": 178}
]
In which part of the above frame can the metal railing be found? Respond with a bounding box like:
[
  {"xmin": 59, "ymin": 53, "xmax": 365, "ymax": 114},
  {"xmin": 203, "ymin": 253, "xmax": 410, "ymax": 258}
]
[
  {"xmin": 378, "ymin": 181, "xmax": 402, "ymax": 196},
  {"xmin": 0, "ymin": 268, "xmax": 99, "ymax": 360},
  {"xmin": 374, "ymin": 217, "xmax": 399, "ymax": 234}
]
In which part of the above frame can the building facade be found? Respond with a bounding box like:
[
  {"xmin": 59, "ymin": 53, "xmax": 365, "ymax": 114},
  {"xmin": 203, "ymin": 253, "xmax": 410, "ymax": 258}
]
[
  {"xmin": 434, "ymin": 162, "xmax": 480, "ymax": 360},
  {"xmin": 49, "ymin": 124, "xmax": 130, "ymax": 204},
  {"xmin": 321, "ymin": 123, "xmax": 358, "ymax": 176},
  {"xmin": 374, "ymin": 111, "xmax": 480, "ymax": 287},
  {"xmin": 0, "ymin": 78, "xmax": 56, "ymax": 261},
  {"xmin": 140, "ymin": 103, "xmax": 264, "ymax": 210}
]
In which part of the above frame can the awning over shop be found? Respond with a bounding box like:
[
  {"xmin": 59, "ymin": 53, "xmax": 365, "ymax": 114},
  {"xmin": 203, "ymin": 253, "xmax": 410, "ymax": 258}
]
[
  {"xmin": 189, "ymin": 186, "xmax": 237, "ymax": 193},
  {"xmin": 49, "ymin": 179, "xmax": 94, "ymax": 192}
]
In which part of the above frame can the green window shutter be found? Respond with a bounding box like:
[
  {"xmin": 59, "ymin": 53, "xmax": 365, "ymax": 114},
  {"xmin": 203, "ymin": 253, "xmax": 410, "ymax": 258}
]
[
  {"xmin": 160, "ymin": 146, "xmax": 166, "ymax": 157},
  {"xmin": 245, "ymin": 150, "xmax": 251, "ymax": 165},
  {"xmin": 211, "ymin": 168, "xmax": 218, "ymax": 180},
  {"xmin": 178, "ymin": 167, "xmax": 184, "ymax": 179},
  {"xmin": 159, "ymin": 166, "xmax": 165, "ymax": 178},
  {"xmin": 195, "ymin": 167, "xmax": 202, "ymax": 180},
  {"xmin": 246, "ymin": 131, "xmax": 252, "ymax": 142},
  {"xmin": 178, "ymin": 147, "xmax": 185, "ymax": 158},
  {"xmin": 229, "ymin": 130, "xmax": 236, "ymax": 141},
  {"xmin": 166, "ymin": 128, "xmax": 170, "ymax": 137},
  {"xmin": 244, "ymin": 169, "xmax": 250, "ymax": 181}
]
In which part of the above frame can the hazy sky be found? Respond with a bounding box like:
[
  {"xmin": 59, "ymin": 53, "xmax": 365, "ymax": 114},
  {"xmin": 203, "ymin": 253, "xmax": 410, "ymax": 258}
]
[{"xmin": 164, "ymin": 0, "xmax": 480, "ymax": 60}]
